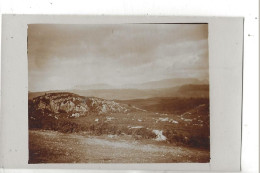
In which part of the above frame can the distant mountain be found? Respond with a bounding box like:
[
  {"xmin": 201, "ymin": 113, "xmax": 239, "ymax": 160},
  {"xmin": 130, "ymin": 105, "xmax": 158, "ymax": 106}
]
[
  {"xmin": 124, "ymin": 78, "xmax": 208, "ymax": 89},
  {"xmin": 70, "ymin": 78, "xmax": 208, "ymax": 91},
  {"xmin": 71, "ymin": 84, "xmax": 209, "ymax": 100},
  {"xmin": 29, "ymin": 84, "xmax": 209, "ymax": 100}
]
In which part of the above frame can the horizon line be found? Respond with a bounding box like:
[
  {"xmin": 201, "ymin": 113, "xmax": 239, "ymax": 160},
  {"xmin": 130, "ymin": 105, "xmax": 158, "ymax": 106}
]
[{"xmin": 28, "ymin": 83, "xmax": 209, "ymax": 93}]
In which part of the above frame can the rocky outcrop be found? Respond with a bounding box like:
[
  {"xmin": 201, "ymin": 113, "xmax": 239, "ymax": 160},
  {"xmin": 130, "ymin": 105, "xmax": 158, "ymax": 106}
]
[
  {"xmin": 29, "ymin": 92, "xmax": 129, "ymax": 119},
  {"xmin": 89, "ymin": 97, "xmax": 128, "ymax": 114}
]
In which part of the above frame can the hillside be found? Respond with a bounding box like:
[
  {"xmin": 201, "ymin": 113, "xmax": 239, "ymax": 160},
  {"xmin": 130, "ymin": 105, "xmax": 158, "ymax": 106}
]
[
  {"xmin": 29, "ymin": 92, "xmax": 210, "ymax": 163},
  {"xmin": 117, "ymin": 97, "xmax": 209, "ymax": 114},
  {"xmin": 29, "ymin": 92, "xmax": 130, "ymax": 121}
]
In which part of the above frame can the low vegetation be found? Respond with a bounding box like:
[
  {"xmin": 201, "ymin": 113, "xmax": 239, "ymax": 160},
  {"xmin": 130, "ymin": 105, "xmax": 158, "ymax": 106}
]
[{"xmin": 29, "ymin": 93, "xmax": 209, "ymax": 149}]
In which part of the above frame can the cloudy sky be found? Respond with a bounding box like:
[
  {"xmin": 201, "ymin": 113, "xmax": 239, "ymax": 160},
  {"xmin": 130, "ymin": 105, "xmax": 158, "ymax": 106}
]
[{"xmin": 28, "ymin": 24, "xmax": 208, "ymax": 92}]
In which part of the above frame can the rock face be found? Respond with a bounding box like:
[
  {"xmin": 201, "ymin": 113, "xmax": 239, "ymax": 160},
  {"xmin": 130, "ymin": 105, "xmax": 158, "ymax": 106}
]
[
  {"xmin": 89, "ymin": 97, "xmax": 128, "ymax": 114},
  {"xmin": 29, "ymin": 92, "xmax": 129, "ymax": 119}
]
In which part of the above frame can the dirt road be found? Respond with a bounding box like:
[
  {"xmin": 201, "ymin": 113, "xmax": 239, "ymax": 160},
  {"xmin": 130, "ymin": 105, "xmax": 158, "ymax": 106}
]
[{"xmin": 29, "ymin": 130, "xmax": 210, "ymax": 163}]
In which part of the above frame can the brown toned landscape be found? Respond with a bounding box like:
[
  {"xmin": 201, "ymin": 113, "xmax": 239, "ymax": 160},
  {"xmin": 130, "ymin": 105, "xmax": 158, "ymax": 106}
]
[
  {"xmin": 28, "ymin": 82, "xmax": 210, "ymax": 163},
  {"xmin": 28, "ymin": 24, "xmax": 209, "ymax": 163}
]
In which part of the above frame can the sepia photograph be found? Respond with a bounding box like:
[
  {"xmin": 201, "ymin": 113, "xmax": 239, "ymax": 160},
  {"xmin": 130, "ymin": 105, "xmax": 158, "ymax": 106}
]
[{"xmin": 28, "ymin": 24, "xmax": 210, "ymax": 163}]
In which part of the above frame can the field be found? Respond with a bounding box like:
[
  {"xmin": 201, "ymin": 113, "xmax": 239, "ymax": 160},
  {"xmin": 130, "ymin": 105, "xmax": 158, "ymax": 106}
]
[{"xmin": 28, "ymin": 93, "xmax": 210, "ymax": 163}]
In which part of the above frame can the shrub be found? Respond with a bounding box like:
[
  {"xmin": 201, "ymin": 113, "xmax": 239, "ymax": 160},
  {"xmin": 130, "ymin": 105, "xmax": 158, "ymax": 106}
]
[
  {"xmin": 163, "ymin": 130, "xmax": 209, "ymax": 149},
  {"xmin": 132, "ymin": 128, "xmax": 156, "ymax": 139}
]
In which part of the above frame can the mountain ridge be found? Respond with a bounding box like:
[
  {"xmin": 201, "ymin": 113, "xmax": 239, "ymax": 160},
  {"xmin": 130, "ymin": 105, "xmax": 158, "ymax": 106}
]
[{"xmin": 68, "ymin": 77, "xmax": 209, "ymax": 90}]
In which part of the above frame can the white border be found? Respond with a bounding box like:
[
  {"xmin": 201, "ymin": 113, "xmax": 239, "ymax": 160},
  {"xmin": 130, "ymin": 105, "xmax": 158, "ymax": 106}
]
[
  {"xmin": 1, "ymin": 15, "xmax": 243, "ymax": 172},
  {"xmin": 0, "ymin": 1, "xmax": 259, "ymax": 173}
]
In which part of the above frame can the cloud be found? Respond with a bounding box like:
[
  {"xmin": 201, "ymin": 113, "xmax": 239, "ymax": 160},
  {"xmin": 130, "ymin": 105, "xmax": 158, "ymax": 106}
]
[{"xmin": 28, "ymin": 24, "xmax": 208, "ymax": 91}]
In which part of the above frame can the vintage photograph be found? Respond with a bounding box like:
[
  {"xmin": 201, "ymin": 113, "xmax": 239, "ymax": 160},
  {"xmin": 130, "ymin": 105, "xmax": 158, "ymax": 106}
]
[{"xmin": 28, "ymin": 24, "xmax": 210, "ymax": 163}]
